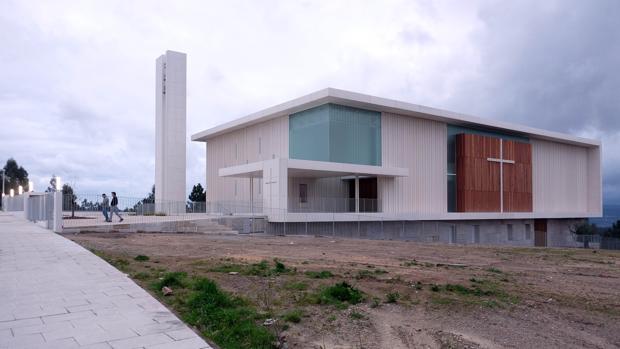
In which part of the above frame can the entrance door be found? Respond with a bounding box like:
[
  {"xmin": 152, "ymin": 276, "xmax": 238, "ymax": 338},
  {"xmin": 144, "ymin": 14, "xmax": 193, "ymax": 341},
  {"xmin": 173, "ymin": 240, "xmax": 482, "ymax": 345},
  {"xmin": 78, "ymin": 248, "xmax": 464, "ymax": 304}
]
[
  {"xmin": 534, "ymin": 219, "xmax": 547, "ymax": 247},
  {"xmin": 347, "ymin": 177, "xmax": 378, "ymax": 212}
]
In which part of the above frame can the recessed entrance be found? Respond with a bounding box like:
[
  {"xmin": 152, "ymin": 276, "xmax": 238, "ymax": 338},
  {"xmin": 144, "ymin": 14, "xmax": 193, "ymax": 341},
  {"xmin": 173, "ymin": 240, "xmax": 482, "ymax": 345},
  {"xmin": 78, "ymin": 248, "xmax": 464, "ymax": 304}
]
[{"xmin": 346, "ymin": 177, "xmax": 377, "ymax": 212}]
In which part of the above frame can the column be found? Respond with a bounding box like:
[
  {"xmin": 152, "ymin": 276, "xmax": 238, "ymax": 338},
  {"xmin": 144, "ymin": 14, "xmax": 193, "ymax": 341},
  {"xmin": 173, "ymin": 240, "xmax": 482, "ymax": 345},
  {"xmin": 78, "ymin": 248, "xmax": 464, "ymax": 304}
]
[{"xmin": 355, "ymin": 175, "xmax": 360, "ymax": 213}]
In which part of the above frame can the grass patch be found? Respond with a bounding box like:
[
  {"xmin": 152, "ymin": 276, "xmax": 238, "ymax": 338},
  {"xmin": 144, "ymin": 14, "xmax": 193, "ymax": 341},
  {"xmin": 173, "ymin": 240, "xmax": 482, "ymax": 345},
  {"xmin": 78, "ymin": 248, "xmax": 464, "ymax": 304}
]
[
  {"xmin": 385, "ymin": 292, "xmax": 400, "ymax": 303},
  {"xmin": 401, "ymin": 259, "xmax": 418, "ymax": 267},
  {"xmin": 282, "ymin": 309, "xmax": 304, "ymax": 323},
  {"xmin": 350, "ymin": 311, "xmax": 365, "ymax": 320},
  {"xmin": 185, "ymin": 278, "xmax": 275, "ymax": 349},
  {"xmin": 430, "ymin": 280, "xmax": 519, "ymax": 308},
  {"xmin": 210, "ymin": 259, "xmax": 293, "ymax": 277},
  {"xmin": 111, "ymin": 258, "xmax": 130, "ymax": 272},
  {"xmin": 132, "ymin": 272, "xmax": 151, "ymax": 280},
  {"xmin": 304, "ymin": 270, "xmax": 333, "ymax": 279},
  {"xmin": 284, "ymin": 281, "xmax": 308, "ymax": 291},
  {"xmin": 356, "ymin": 270, "xmax": 377, "ymax": 279},
  {"xmin": 317, "ymin": 282, "xmax": 363, "ymax": 306},
  {"xmin": 153, "ymin": 271, "xmax": 188, "ymax": 290},
  {"xmin": 487, "ymin": 267, "xmax": 503, "ymax": 274},
  {"xmin": 134, "ymin": 255, "xmax": 150, "ymax": 262},
  {"xmin": 210, "ymin": 264, "xmax": 246, "ymax": 273}
]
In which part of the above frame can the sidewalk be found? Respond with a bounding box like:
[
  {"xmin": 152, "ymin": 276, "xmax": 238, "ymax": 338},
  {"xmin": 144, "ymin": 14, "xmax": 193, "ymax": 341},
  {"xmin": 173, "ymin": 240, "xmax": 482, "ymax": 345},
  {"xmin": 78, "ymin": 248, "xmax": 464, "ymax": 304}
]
[{"xmin": 0, "ymin": 213, "xmax": 212, "ymax": 349}]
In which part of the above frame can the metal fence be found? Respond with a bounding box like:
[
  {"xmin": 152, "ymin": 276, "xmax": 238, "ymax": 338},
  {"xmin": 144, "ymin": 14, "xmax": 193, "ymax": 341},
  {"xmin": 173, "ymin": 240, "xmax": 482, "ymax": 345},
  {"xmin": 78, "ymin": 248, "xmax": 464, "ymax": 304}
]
[
  {"xmin": 3, "ymin": 195, "xmax": 24, "ymax": 211},
  {"xmin": 573, "ymin": 234, "xmax": 620, "ymax": 250},
  {"xmin": 25, "ymin": 193, "xmax": 55, "ymax": 229}
]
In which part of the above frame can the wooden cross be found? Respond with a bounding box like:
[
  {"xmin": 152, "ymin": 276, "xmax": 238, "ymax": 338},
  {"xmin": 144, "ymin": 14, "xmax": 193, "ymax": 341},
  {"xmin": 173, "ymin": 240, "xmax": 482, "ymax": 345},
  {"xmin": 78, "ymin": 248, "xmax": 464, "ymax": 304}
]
[{"xmin": 486, "ymin": 138, "xmax": 515, "ymax": 212}]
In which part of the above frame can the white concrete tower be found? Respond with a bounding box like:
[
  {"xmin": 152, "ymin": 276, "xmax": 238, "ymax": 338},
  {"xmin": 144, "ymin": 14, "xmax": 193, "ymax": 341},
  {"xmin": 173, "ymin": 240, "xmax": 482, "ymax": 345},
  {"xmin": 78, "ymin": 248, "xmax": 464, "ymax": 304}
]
[{"xmin": 155, "ymin": 50, "xmax": 187, "ymax": 213}]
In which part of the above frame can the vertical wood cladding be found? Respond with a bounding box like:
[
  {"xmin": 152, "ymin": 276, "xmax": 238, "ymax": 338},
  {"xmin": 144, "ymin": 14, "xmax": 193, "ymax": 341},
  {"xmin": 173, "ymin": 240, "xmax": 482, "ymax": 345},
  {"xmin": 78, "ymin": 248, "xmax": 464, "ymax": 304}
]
[
  {"xmin": 456, "ymin": 134, "xmax": 532, "ymax": 212},
  {"xmin": 502, "ymin": 140, "xmax": 533, "ymax": 212},
  {"xmin": 456, "ymin": 134, "xmax": 501, "ymax": 212}
]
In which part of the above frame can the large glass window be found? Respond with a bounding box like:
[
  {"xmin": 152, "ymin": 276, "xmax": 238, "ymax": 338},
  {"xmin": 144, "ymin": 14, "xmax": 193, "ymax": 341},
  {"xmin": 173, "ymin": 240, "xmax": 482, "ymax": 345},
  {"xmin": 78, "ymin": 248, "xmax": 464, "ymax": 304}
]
[{"xmin": 289, "ymin": 104, "xmax": 381, "ymax": 166}]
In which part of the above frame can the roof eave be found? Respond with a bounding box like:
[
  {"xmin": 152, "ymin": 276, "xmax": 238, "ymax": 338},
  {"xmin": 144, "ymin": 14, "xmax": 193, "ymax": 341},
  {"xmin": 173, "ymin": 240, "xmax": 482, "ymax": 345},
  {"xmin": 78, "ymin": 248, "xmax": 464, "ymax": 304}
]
[{"xmin": 191, "ymin": 87, "xmax": 601, "ymax": 147}]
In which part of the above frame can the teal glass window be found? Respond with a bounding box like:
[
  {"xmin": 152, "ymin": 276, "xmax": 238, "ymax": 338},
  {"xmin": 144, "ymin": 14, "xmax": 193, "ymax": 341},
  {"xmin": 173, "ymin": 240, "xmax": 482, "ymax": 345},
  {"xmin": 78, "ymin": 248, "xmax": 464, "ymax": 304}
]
[{"xmin": 289, "ymin": 104, "xmax": 381, "ymax": 166}]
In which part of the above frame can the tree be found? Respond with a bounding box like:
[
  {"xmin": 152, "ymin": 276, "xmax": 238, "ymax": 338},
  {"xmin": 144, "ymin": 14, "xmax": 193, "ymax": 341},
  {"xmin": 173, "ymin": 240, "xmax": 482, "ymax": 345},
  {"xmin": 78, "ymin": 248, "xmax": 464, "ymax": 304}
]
[
  {"xmin": 46, "ymin": 175, "xmax": 58, "ymax": 192},
  {"xmin": 605, "ymin": 220, "xmax": 620, "ymax": 238},
  {"xmin": 188, "ymin": 183, "xmax": 206, "ymax": 202},
  {"xmin": 570, "ymin": 222, "xmax": 597, "ymax": 235},
  {"xmin": 132, "ymin": 185, "xmax": 155, "ymax": 212},
  {"xmin": 2, "ymin": 158, "xmax": 29, "ymax": 194},
  {"xmin": 62, "ymin": 183, "xmax": 77, "ymax": 217}
]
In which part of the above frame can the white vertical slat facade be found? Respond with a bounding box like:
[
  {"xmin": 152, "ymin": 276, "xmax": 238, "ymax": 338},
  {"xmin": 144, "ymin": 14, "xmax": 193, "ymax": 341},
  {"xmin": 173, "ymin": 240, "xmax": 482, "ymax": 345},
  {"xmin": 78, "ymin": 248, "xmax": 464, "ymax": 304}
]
[
  {"xmin": 379, "ymin": 112, "xmax": 447, "ymax": 214},
  {"xmin": 531, "ymin": 139, "xmax": 591, "ymax": 213},
  {"xmin": 206, "ymin": 116, "xmax": 288, "ymax": 203}
]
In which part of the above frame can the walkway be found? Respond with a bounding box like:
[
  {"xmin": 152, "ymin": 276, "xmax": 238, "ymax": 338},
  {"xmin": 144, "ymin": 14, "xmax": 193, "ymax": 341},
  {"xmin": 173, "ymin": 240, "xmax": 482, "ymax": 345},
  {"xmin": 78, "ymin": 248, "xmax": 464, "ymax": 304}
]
[{"xmin": 0, "ymin": 213, "xmax": 212, "ymax": 349}]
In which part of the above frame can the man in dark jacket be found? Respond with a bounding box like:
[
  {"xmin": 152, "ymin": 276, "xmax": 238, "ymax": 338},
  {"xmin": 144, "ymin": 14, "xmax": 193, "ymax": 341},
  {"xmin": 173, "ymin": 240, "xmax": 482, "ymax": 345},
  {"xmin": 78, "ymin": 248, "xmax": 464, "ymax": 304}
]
[{"xmin": 110, "ymin": 192, "xmax": 124, "ymax": 222}]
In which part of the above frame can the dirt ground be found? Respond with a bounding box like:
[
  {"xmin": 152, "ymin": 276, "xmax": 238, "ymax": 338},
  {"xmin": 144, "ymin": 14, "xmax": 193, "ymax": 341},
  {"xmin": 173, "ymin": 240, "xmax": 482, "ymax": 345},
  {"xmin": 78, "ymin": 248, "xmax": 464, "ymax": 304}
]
[{"xmin": 68, "ymin": 232, "xmax": 620, "ymax": 349}]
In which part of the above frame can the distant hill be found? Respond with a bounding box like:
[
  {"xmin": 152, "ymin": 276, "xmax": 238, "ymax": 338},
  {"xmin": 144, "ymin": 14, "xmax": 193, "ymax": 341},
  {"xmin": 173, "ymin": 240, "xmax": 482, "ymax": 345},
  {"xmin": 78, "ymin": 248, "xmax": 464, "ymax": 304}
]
[{"xmin": 589, "ymin": 204, "xmax": 620, "ymax": 227}]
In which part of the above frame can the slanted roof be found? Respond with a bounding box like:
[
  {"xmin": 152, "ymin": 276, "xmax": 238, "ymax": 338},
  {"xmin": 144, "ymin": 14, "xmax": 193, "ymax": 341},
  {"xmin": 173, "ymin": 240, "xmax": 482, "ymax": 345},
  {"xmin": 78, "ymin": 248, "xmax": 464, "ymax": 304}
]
[{"xmin": 191, "ymin": 88, "xmax": 600, "ymax": 147}]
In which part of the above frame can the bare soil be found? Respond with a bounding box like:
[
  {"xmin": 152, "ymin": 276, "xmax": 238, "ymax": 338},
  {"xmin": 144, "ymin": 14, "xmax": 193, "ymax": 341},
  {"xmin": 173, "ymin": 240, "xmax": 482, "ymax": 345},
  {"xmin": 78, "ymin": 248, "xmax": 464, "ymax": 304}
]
[{"xmin": 68, "ymin": 232, "xmax": 620, "ymax": 349}]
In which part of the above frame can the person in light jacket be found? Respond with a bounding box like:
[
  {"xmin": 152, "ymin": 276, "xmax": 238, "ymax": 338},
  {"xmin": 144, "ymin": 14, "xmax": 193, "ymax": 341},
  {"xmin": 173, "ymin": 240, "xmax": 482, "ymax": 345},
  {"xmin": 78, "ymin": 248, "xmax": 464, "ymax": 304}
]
[
  {"xmin": 110, "ymin": 192, "xmax": 124, "ymax": 222},
  {"xmin": 101, "ymin": 193, "xmax": 110, "ymax": 222}
]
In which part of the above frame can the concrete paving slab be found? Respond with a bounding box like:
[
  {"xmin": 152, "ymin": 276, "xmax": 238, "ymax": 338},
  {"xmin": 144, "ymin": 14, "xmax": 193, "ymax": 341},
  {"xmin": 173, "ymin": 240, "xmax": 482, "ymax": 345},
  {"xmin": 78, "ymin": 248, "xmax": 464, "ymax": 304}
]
[{"xmin": 0, "ymin": 213, "xmax": 212, "ymax": 349}]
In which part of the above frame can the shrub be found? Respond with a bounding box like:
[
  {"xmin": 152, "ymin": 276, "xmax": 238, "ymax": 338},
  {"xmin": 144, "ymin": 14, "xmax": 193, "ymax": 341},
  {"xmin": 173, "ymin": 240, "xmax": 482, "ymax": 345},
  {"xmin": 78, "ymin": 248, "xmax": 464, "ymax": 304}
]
[
  {"xmin": 370, "ymin": 297, "xmax": 381, "ymax": 308},
  {"xmin": 350, "ymin": 311, "xmax": 365, "ymax": 320},
  {"xmin": 385, "ymin": 292, "xmax": 400, "ymax": 303},
  {"xmin": 273, "ymin": 259, "xmax": 288, "ymax": 273},
  {"xmin": 282, "ymin": 309, "xmax": 303, "ymax": 323},
  {"xmin": 134, "ymin": 255, "xmax": 150, "ymax": 262},
  {"xmin": 318, "ymin": 282, "xmax": 363, "ymax": 305}
]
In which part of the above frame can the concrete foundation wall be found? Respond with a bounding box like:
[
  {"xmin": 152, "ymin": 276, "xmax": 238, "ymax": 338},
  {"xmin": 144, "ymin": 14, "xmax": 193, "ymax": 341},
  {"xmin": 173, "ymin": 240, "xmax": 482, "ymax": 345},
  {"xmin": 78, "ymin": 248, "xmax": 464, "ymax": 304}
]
[{"xmin": 267, "ymin": 218, "xmax": 582, "ymax": 247}]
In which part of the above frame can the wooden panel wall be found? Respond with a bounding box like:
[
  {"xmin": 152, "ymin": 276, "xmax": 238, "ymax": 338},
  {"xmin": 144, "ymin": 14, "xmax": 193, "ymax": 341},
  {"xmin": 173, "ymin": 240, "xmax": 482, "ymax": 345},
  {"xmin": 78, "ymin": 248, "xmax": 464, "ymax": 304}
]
[
  {"xmin": 456, "ymin": 134, "xmax": 501, "ymax": 212},
  {"xmin": 456, "ymin": 134, "xmax": 532, "ymax": 212},
  {"xmin": 502, "ymin": 140, "xmax": 533, "ymax": 212}
]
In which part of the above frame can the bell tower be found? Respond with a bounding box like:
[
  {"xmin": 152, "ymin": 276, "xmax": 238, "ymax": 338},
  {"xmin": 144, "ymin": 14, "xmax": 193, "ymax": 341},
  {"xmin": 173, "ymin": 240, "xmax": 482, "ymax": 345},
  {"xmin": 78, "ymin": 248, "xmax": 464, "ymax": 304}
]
[{"xmin": 155, "ymin": 50, "xmax": 186, "ymax": 213}]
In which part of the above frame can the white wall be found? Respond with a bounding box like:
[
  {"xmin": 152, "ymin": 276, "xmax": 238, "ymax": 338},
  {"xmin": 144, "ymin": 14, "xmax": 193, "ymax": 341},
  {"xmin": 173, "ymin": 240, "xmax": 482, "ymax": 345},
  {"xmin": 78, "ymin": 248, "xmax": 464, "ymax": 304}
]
[
  {"xmin": 206, "ymin": 115, "xmax": 288, "ymax": 203},
  {"xmin": 531, "ymin": 139, "xmax": 597, "ymax": 214},
  {"xmin": 379, "ymin": 112, "xmax": 447, "ymax": 214}
]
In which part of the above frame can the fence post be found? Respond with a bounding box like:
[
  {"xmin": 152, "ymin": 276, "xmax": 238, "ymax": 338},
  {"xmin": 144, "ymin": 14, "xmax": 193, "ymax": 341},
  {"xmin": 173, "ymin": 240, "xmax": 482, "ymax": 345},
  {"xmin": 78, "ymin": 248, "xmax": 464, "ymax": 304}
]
[
  {"xmin": 23, "ymin": 192, "xmax": 30, "ymax": 220},
  {"xmin": 53, "ymin": 191, "xmax": 63, "ymax": 233}
]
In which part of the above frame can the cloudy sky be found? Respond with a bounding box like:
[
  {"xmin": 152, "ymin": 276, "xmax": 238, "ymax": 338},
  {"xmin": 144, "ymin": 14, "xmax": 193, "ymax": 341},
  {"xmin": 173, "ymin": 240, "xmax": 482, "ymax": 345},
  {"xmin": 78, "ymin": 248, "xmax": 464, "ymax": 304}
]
[{"xmin": 1, "ymin": 0, "xmax": 619, "ymax": 203}]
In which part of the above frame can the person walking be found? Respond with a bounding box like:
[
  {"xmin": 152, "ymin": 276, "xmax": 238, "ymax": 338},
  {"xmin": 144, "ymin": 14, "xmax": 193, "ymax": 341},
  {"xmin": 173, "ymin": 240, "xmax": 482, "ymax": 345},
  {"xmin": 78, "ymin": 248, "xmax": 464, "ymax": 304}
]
[
  {"xmin": 110, "ymin": 192, "xmax": 124, "ymax": 222},
  {"xmin": 101, "ymin": 193, "xmax": 110, "ymax": 222}
]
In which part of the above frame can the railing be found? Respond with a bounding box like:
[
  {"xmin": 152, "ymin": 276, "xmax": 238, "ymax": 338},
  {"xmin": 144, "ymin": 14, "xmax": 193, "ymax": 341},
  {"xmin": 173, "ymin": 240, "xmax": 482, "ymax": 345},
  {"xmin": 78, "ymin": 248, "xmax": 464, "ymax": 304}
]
[{"xmin": 288, "ymin": 198, "xmax": 380, "ymax": 213}]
